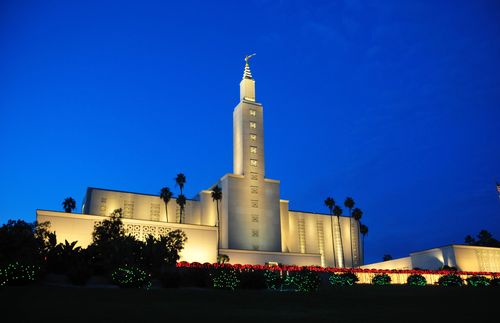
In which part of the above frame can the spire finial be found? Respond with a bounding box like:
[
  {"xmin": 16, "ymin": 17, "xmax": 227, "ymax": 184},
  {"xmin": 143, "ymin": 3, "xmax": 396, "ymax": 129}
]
[{"xmin": 243, "ymin": 53, "xmax": 256, "ymax": 79}]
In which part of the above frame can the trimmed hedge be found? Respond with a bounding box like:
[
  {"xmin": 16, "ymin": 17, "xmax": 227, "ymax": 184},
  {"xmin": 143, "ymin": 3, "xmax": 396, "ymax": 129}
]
[
  {"xmin": 329, "ymin": 272, "xmax": 359, "ymax": 286},
  {"xmin": 407, "ymin": 274, "xmax": 427, "ymax": 286},
  {"xmin": 438, "ymin": 274, "xmax": 463, "ymax": 287},
  {"xmin": 372, "ymin": 273, "xmax": 391, "ymax": 285},
  {"xmin": 466, "ymin": 275, "xmax": 490, "ymax": 287}
]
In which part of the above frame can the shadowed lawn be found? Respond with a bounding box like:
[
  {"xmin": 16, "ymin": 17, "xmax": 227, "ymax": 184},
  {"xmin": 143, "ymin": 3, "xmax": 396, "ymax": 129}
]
[{"xmin": 1, "ymin": 284, "xmax": 497, "ymax": 322}]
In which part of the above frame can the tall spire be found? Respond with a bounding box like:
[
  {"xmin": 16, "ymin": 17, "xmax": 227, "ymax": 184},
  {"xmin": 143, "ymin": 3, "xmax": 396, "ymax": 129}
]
[
  {"xmin": 240, "ymin": 54, "xmax": 256, "ymax": 101},
  {"xmin": 243, "ymin": 53, "xmax": 256, "ymax": 79}
]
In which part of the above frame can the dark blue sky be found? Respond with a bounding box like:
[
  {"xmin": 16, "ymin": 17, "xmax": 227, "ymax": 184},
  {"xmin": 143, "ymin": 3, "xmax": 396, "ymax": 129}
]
[{"xmin": 1, "ymin": 0, "xmax": 499, "ymax": 264}]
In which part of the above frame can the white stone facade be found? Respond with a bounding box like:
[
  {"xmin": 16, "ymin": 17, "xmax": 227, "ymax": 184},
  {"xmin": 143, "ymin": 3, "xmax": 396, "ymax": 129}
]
[{"xmin": 36, "ymin": 61, "xmax": 362, "ymax": 267}]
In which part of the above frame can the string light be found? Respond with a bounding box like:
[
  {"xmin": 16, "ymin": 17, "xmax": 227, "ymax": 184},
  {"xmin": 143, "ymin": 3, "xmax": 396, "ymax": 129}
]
[{"xmin": 111, "ymin": 265, "xmax": 151, "ymax": 289}]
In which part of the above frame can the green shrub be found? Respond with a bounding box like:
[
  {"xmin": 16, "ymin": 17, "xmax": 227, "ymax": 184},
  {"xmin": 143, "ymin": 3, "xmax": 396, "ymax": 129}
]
[
  {"xmin": 4, "ymin": 262, "xmax": 40, "ymax": 285},
  {"xmin": 239, "ymin": 269, "xmax": 266, "ymax": 289},
  {"xmin": 0, "ymin": 267, "xmax": 6, "ymax": 287},
  {"xmin": 490, "ymin": 277, "xmax": 500, "ymax": 286},
  {"xmin": 211, "ymin": 268, "xmax": 240, "ymax": 290},
  {"xmin": 329, "ymin": 272, "xmax": 359, "ymax": 286},
  {"xmin": 438, "ymin": 274, "xmax": 463, "ymax": 287},
  {"xmin": 284, "ymin": 270, "xmax": 321, "ymax": 292},
  {"xmin": 372, "ymin": 273, "xmax": 391, "ymax": 285},
  {"xmin": 466, "ymin": 275, "xmax": 490, "ymax": 287},
  {"xmin": 264, "ymin": 270, "xmax": 283, "ymax": 290},
  {"xmin": 111, "ymin": 265, "xmax": 151, "ymax": 289},
  {"xmin": 407, "ymin": 274, "xmax": 427, "ymax": 286}
]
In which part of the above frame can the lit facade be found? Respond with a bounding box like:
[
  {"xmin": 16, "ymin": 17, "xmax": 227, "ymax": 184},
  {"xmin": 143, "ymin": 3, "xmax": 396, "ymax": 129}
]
[
  {"xmin": 361, "ymin": 245, "xmax": 500, "ymax": 272},
  {"xmin": 37, "ymin": 60, "xmax": 362, "ymax": 267}
]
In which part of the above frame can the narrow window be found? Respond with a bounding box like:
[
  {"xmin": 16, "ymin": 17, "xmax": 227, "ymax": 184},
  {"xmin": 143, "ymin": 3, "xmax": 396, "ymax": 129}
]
[
  {"xmin": 251, "ymin": 186, "xmax": 258, "ymax": 194},
  {"xmin": 249, "ymin": 109, "xmax": 256, "ymax": 116},
  {"xmin": 251, "ymin": 200, "xmax": 258, "ymax": 208},
  {"xmin": 251, "ymin": 214, "xmax": 259, "ymax": 222},
  {"xmin": 250, "ymin": 172, "xmax": 258, "ymax": 180},
  {"xmin": 250, "ymin": 146, "xmax": 257, "ymax": 154},
  {"xmin": 251, "ymin": 229, "xmax": 259, "ymax": 237},
  {"xmin": 250, "ymin": 159, "xmax": 258, "ymax": 166},
  {"xmin": 250, "ymin": 121, "xmax": 256, "ymax": 129},
  {"xmin": 250, "ymin": 134, "xmax": 257, "ymax": 141}
]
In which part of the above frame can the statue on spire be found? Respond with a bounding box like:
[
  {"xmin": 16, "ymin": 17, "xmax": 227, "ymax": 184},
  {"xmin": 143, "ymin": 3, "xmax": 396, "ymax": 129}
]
[{"xmin": 245, "ymin": 53, "xmax": 256, "ymax": 65}]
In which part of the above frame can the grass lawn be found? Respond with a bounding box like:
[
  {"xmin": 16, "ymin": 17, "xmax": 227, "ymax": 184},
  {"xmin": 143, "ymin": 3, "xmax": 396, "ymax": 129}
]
[{"xmin": 0, "ymin": 283, "xmax": 497, "ymax": 322}]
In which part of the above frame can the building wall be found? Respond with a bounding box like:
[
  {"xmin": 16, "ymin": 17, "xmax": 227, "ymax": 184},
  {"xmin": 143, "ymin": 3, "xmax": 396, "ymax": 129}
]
[
  {"xmin": 362, "ymin": 245, "xmax": 500, "ymax": 272},
  {"xmin": 37, "ymin": 209, "xmax": 218, "ymax": 264},
  {"xmin": 287, "ymin": 211, "xmax": 362, "ymax": 268},
  {"xmin": 220, "ymin": 248, "xmax": 321, "ymax": 267}
]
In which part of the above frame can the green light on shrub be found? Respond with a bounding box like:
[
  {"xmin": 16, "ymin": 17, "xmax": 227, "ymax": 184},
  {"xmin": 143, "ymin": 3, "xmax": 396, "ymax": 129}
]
[
  {"xmin": 407, "ymin": 274, "xmax": 427, "ymax": 286},
  {"xmin": 437, "ymin": 274, "xmax": 463, "ymax": 287},
  {"xmin": 3, "ymin": 262, "xmax": 39, "ymax": 285},
  {"xmin": 111, "ymin": 265, "xmax": 151, "ymax": 289},
  {"xmin": 372, "ymin": 273, "xmax": 391, "ymax": 285},
  {"xmin": 264, "ymin": 270, "xmax": 282, "ymax": 290},
  {"xmin": 211, "ymin": 268, "xmax": 240, "ymax": 291},
  {"xmin": 284, "ymin": 270, "xmax": 321, "ymax": 292},
  {"xmin": 329, "ymin": 272, "xmax": 359, "ymax": 286},
  {"xmin": 466, "ymin": 275, "xmax": 490, "ymax": 287}
]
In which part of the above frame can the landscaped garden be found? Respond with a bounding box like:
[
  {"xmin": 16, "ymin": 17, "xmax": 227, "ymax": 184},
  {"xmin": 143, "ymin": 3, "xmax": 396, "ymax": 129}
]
[{"xmin": 1, "ymin": 214, "xmax": 499, "ymax": 322}]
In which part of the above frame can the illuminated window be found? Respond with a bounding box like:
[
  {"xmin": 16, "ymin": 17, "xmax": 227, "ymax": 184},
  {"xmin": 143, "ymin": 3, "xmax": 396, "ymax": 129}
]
[
  {"xmin": 251, "ymin": 229, "xmax": 259, "ymax": 237},
  {"xmin": 99, "ymin": 198, "xmax": 107, "ymax": 215},
  {"xmin": 251, "ymin": 214, "xmax": 259, "ymax": 222},
  {"xmin": 251, "ymin": 186, "xmax": 258, "ymax": 194},
  {"xmin": 123, "ymin": 201, "xmax": 134, "ymax": 218},
  {"xmin": 249, "ymin": 109, "xmax": 256, "ymax": 116},
  {"xmin": 251, "ymin": 200, "xmax": 258, "ymax": 208},
  {"xmin": 150, "ymin": 203, "xmax": 160, "ymax": 221},
  {"xmin": 250, "ymin": 121, "xmax": 256, "ymax": 129},
  {"xmin": 250, "ymin": 172, "xmax": 258, "ymax": 180},
  {"xmin": 250, "ymin": 134, "xmax": 257, "ymax": 141},
  {"xmin": 250, "ymin": 159, "xmax": 258, "ymax": 166},
  {"xmin": 250, "ymin": 146, "xmax": 257, "ymax": 154}
]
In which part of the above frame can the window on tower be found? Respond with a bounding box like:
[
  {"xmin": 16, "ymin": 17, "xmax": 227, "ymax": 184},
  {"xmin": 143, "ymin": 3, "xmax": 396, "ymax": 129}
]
[
  {"xmin": 250, "ymin": 146, "xmax": 257, "ymax": 154},
  {"xmin": 250, "ymin": 121, "xmax": 256, "ymax": 129},
  {"xmin": 249, "ymin": 109, "xmax": 256, "ymax": 116},
  {"xmin": 250, "ymin": 159, "xmax": 258, "ymax": 166},
  {"xmin": 250, "ymin": 172, "xmax": 258, "ymax": 180},
  {"xmin": 250, "ymin": 134, "xmax": 257, "ymax": 141},
  {"xmin": 251, "ymin": 229, "xmax": 259, "ymax": 237},
  {"xmin": 251, "ymin": 200, "xmax": 258, "ymax": 208},
  {"xmin": 251, "ymin": 214, "xmax": 259, "ymax": 222},
  {"xmin": 251, "ymin": 186, "xmax": 258, "ymax": 194}
]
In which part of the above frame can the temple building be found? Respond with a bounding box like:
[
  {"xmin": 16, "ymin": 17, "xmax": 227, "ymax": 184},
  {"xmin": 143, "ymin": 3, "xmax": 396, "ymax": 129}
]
[{"xmin": 37, "ymin": 57, "xmax": 362, "ymax": 267}]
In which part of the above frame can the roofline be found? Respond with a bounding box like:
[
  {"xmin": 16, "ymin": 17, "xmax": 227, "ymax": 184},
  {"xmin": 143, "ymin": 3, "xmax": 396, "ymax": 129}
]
[
  {"xmin": 86, "ymin": 187, "xmax": 197, "ymax": 201},
  {"xmin": 289, "ymin": 209, "xmax": 352, "ymax": 218},
  {"xmin": 409, "ymin": 244, "xmax": 500, "ymax": 255}
]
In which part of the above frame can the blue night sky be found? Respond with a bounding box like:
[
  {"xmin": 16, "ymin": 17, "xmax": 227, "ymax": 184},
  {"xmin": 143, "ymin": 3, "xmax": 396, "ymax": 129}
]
[{"xmin": 1, "ymin": 0, "xmax": 499, "ymax": 264}]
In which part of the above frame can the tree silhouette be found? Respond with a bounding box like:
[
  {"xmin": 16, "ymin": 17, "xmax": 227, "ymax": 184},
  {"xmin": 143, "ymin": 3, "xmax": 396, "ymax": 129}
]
[
  {"xmin": 324, "ymin": 197, "xmax": 336, "ymax": 266},
  {"xmin": 160, "ymin": 187, "xmax": 173, "ymax": 222},
  {"xmin": 360, "ymin": 223, "xmax": 368, "ymax": 265},
  {"xmin": 211, "ymin": 185, "xmax": 223, "ymax": 251},
  {"xmin": 62, "ymin": 197, "xmax": 76, "ymax": 213},
  {"xmin": 176, "ymin": 194, "xmax": 187, "ymax": 223},
  {"xmin": 175, "ymin": 173, "xmax": 186, "ymax": 195}
]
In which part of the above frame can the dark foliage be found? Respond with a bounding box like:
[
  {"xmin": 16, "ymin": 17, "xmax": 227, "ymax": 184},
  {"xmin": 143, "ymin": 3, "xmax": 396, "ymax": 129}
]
[
  {"xmin": 239, "ymin": 269, "xmax": 266, "ymax": 289},
  {"xmin": 438, "ymin": 274, "xmax": 463, "ymax": 287},
  {"xmin": 329, "ymin": 272, "xmax": 359, "ymax": 286},
  {"xmin": 466, "ymin": 275, "xmax": 490, "ymax": 287},
  {"xmin": 111, "ymin": 265, "xmax": 151, "ymax": 289},
  {"xmin": 407, "ymin": 274, "xmax": 427, "ymax": 286},
  {"xmin": 464, "ymin": 230, "xmax": 500, "ymax": 248},
  {"xmin": 372, "ymin": 273, "xmax": 391, "ymax": 285},
  {"xmin": 160, "ymin": 267, "xmax": 182, "ymax": 288}
]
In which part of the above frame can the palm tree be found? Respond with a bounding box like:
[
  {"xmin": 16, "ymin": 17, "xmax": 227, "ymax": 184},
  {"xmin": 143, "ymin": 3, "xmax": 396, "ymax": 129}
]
[
  {"xmin": 344, "ymin": 197, "xmax": 355, "ymax": 216},
  {"xmin": 351, "ymin": 207, "xmax": 363, "ymax": 267},
  {"xmin": 160, "ymin": 187, "xmax": 173, "ymax": 222},
  {"xmin": 332, "ymin": 205, "xmax": 344, "ymax": 267},
  {"xmin": 175, "ymin": 173, "xmax": 186, "ymax": 195},
  {"xmin": 360, "ymin": 223, "xmax": 368, "ymax": 265},
  {"xmin": 176, "ymin": 194, "xmax": 187, "ymax": 223},
  {"xmin": 344, "ymin": 197, "xmax": 355, "ymax": 266},
  {"xmin": 211, "ymin": 185, "xmax": 223, "ymax": 252},
  {"xmin": 324, "ymin": 197, "xmax": 335, "ymax": 265},
  {"xmin": 62, "ymin": 197, "xmax": 76, "ymax": 213}
]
